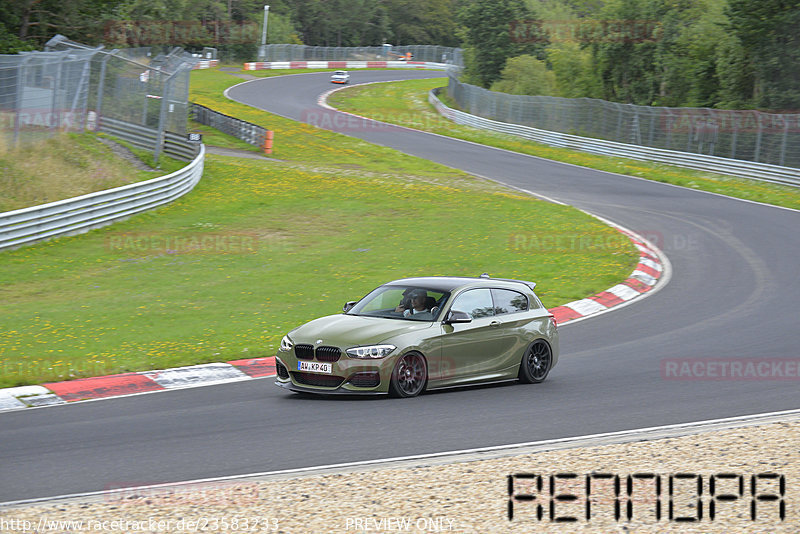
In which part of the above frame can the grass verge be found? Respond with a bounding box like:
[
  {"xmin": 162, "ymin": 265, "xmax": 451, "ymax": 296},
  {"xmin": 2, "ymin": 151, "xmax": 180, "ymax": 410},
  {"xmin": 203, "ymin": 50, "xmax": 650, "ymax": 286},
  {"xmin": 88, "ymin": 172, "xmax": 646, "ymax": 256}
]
[
  {"xmin": 328, "ymin": 78, "xmax": 800, "ymax": 211},
  {"xmin": 0, "ymin": 133, "xmax": 168, "ymax": 213},
  {"xmin": 0, "ymin": 68, "xmax": 639, "ymax": 388}
]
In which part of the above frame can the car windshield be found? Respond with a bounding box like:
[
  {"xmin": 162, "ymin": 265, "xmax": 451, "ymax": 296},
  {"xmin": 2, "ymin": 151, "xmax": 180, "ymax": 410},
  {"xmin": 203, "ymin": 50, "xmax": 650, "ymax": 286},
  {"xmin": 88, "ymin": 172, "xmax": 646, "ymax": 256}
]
[
  {"xmin": 347, "ymin": 285, "xmax": 449, "ymax": 321},
  {"xmin": 333, "ymin": 71, "xmax": 346, "ymax": 75}
]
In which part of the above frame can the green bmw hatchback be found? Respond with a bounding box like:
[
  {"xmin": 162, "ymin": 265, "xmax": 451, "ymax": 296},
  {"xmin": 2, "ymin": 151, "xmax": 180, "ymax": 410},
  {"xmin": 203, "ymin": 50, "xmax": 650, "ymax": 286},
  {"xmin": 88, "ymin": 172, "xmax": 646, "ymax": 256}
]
[{"xmin": 275, "ymin": 275, "xmax": 558, "ymax": 397}]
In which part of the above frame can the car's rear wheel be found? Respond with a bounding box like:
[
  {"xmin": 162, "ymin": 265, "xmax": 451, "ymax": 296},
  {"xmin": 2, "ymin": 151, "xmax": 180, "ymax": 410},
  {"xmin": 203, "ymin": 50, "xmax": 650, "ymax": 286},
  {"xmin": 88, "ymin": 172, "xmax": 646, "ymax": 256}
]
[
  {"xmin": 389, "ymin": 352, "xmax": 427, "ymax": 398},
  {"xmin": 518, "ymin": 339, "xmax": 552, "ymax": 383}
]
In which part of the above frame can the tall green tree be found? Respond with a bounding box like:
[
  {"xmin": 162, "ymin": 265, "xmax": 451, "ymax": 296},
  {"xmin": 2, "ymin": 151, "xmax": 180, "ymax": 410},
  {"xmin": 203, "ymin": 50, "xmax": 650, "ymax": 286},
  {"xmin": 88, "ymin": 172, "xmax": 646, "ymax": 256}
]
[
  {"xmin": 490, "ymin": 54, "xmax": 557, "ymax": 95},
  {"xmin": 714, "ymin": 33, "xmax": 754, "ymax": 109},
  {"xmin": 458, "ymin": 0, "xmax": 545, "ymax": 87},
  {"xmin": 646, "ymin": 0, "xmax": 729, "ymax": 107},
  {"xmin": 287, "ymin": 0, "xmax": 388, "ymax": 46},
  {"xmin": 547, "ymin": 42, "xmax": 602, "ymax": 98},
  {"xmin": 385, "ymin": 0, "xmax": 460, "ymax": 46},
  {"xmin": 726, "ymin": 0, "xmax": 800, "ymax": 109},
  {"xmin": 588, "ymin": 0, "xmax": 661, "ymax": 104},
  {"xmin": 2, "ymin": 0, "xmax": 119, "ymax": 46}
]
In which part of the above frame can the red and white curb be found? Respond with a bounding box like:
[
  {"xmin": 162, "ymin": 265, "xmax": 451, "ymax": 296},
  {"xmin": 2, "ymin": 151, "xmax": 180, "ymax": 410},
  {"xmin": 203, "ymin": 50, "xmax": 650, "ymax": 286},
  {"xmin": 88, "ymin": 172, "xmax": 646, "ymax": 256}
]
[
  {"xmin": 549, "ymin": 224, "xmax": 668, "ymax": 325},
  {"xmin": 192, "ymin": 59, "xmax": 219, "ymax": 70},
  {"xmin": 0, "ymin": 224, "xmax": 665, "ymax": 413},
  {"xmin": 0, "ymin": 358, "xmax": 276, "ymax": 412}
]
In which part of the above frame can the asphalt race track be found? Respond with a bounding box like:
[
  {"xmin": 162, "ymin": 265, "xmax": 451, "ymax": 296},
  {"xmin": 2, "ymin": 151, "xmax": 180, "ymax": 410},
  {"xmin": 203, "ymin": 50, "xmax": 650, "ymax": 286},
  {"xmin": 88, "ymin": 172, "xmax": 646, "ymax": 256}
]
[{"xmin": 2, "ymin": 70, "xmax": 798, "ymax": 503}]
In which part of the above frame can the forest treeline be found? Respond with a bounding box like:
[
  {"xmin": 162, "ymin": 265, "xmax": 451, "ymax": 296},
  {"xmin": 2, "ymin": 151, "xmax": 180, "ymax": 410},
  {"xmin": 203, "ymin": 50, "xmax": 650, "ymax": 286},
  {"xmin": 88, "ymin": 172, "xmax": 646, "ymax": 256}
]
[{"xmin": 1, "ymin": 0, "xmax": 797, "ymax": 110}]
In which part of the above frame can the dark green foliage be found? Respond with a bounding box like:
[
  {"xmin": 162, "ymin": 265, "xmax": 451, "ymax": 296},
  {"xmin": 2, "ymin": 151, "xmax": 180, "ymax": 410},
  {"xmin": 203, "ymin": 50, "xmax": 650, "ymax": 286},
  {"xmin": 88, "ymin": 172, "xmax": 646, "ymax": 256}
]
[
  {"xmin": 0, "ymin": 0, "xmax": 465, "ymax": 51},
  {"xmin": 287, "ymin": 0, "xmax": 388, "ymax": 46},
  {"xmin": 384, "ymin": 0, "xmax": 461, "ymax": 47},
  {"xmin": 458, "ymin": 0, "xmax": 546, "ymax": 87},
  {"xmin": 490, "ymin": 0, "xmax": 798, "ymax": 111},
  {"xmin": 726, "ymin": 0, "xmax": 800, "ymax": 110},
  {"xmin": 1, "ymin": 0, "xmax": 796, "ymax": 112},
  {"xmin": 589, "ymin": 0, "xmax": 660, "ymax": 105}
]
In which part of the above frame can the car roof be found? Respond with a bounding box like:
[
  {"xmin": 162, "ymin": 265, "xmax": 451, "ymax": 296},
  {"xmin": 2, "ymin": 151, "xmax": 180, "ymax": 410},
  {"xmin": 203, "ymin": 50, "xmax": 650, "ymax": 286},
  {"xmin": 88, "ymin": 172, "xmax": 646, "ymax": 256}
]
[{"xmin": 385, "ymin": 276, "xmax": 537, "ymax": 293}]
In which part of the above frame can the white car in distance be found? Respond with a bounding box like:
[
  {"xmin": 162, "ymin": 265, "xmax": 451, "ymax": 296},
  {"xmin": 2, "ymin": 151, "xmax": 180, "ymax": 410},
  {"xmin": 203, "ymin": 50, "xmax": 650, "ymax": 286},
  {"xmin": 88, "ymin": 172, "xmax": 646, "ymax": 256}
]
[{"xmin": 331, "ymin": 70, "xmax": 350, "ymax": 84}]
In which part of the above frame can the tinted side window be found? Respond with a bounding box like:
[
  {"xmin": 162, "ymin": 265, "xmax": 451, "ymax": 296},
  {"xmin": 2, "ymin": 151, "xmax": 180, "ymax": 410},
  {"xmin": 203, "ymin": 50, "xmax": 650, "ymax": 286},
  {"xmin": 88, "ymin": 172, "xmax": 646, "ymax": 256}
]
[
  {"xmin": 491, "ymin": 289, "xmax": 528, "ymax": 315},
  {"xmin": 450, "ymin": 289, "xmax": 494, "ymax": 319}
]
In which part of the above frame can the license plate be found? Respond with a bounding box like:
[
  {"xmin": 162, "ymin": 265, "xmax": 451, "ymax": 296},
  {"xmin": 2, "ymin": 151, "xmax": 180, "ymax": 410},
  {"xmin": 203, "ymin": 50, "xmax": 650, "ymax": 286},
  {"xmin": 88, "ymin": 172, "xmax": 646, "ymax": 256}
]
[{"xmin": 298, "ymin": 361, "xmax": 333, "ymax": 374}]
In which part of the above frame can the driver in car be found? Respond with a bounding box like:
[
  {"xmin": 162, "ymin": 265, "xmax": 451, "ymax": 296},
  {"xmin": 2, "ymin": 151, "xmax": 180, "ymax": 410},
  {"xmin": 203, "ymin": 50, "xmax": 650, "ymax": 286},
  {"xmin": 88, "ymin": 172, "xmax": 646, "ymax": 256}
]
[{"xmin": 396, "ymin": 289, "xmax": 432, "ymax": 318}]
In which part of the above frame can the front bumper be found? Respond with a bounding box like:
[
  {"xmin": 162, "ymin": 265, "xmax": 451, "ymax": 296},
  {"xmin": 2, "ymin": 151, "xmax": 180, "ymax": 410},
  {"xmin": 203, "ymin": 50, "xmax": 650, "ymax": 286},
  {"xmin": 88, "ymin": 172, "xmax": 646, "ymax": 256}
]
[
  {"xmin": 274, "ymin": 380, "xmax": 386, "ymax": 395},
  {"xmin": 275, "ymin": 354, "xmax": 391, "ymax": 394}
]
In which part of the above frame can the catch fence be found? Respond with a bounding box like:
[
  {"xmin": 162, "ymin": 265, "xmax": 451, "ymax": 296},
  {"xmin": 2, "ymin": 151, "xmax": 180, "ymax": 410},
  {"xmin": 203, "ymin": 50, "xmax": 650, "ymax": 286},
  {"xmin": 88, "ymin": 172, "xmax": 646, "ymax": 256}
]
[
  {"xmin": 447, "ymin": 75, "xmax": 800, "ymax": 169},
  {"xmin": 0, "ymin": 35, "xmax": 197, "ymax": 163}
]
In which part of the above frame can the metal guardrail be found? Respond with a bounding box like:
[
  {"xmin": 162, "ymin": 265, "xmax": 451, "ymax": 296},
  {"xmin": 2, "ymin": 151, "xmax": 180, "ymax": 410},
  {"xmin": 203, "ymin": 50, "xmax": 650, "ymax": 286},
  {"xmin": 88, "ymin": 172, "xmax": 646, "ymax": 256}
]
[
  {"xmin": 164, "ymin": 131, "xmax": 200, "ymax": 161},
  {"xmin": 97, "ymin": 117, "xmax": 199, "ymax": 161},
  {"xmin": 429, "ymin": 88, "xmax": 800, "ymax": 187},
  {"xmin": 0, "ymin": 145, "xmax": 205, "ymax": 252},
  {"xmin": 98, "ymin": 117, "xmax": 158, "ymax": 152},
  {"xmin": 191, "ymin": 103, "xmax": 267, "ymax": 149}
]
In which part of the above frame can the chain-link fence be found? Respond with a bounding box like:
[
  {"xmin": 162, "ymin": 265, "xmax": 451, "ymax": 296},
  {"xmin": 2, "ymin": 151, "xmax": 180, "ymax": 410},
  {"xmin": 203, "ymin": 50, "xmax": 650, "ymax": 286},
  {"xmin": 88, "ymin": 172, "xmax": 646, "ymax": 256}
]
[
  {"xmin": 258, "ymin": 44, "xmax": 462, "ymax": 66},
  {"xmin": 0, "ymin": 48, "xmax": 97, "ymax": 150},
  {"xmin": 0, "ymin": 35, "xmax": 197, "ymax": 159},
  {"xmin": 448, "ymin": 75, "xmax": 800, "ymax": 169}
]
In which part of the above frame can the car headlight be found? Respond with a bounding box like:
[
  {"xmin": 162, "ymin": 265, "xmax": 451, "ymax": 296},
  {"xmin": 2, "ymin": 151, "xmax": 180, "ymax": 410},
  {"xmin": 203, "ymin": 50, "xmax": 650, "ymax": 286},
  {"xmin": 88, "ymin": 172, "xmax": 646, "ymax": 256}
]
[
  {"xmin": 280, "ymin": 335, "xmax": 293, "ymax": 352},
  {"xmin": 346, "ymin": 345, "xmax": 396, "ymax": 359}
]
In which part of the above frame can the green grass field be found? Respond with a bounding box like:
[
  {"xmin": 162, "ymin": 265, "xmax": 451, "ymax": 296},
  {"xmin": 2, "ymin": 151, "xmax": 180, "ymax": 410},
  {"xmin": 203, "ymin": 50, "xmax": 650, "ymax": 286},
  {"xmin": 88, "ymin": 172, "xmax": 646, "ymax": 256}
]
[
  {"xmin": 0, "ymin": 68, "xmax": 639, "ymax": 388},
  {"xmin": 329, "ymin": 78, "xmax": 800, "ymax": 211},
  {"xmin": 0, "ymin": 133, "xmax": 170, "ymax": 213}
]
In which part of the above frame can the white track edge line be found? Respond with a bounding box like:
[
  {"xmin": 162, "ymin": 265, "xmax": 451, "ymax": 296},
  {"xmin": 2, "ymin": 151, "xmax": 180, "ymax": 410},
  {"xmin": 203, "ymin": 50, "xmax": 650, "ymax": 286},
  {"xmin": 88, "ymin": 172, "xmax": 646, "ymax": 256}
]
[
  {"xmin": 3, "ymin": 407, "xmax": 799, "ymax": 509},
  {"xmin": 318, "ymin": 78, "xmax": 800, "ymax": 215}
]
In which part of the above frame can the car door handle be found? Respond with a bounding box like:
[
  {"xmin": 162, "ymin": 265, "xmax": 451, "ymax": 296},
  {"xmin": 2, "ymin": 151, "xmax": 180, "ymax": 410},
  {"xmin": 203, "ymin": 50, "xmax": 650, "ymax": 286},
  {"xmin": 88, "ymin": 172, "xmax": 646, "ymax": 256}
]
[{"xmin": 490, "ymin": 320, "xmax": 502, "ymax": 327}]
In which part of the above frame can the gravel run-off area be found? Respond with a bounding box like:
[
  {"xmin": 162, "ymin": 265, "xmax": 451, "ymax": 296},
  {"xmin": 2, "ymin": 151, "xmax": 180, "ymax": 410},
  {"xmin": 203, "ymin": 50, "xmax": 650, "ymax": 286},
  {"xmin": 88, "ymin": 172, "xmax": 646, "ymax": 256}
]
[{"xmin": 2, "ymin": 416, "xmax": 798, "ymax": 534}]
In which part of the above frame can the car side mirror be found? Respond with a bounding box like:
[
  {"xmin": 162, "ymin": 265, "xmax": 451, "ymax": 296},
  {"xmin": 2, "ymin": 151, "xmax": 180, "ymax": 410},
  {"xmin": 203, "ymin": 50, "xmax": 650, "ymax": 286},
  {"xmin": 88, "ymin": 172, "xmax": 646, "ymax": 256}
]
[
  {"xmin": 443, "ymin": 310, "xmax": 472, "ymax": 324},
  {"xmin": 342, "ymin": 301, "xmax": 358, "ymax": 313}
]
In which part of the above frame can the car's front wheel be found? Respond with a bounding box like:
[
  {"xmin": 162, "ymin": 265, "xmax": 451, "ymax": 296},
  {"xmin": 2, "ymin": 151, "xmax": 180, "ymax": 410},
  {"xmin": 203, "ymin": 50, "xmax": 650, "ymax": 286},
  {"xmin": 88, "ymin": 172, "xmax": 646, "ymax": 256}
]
[
  {"xmin": 389, "ymin": 352, "xmax": 427, "ymax": 398},
  {"xmin": 518, "ymin": 339, "xmax": 552, "ymax": 383}
]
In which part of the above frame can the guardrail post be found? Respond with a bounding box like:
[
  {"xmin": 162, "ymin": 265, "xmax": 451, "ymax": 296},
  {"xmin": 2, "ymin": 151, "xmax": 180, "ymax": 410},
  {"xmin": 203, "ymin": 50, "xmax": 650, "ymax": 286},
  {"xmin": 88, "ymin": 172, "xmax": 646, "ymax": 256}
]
[
  {"xmin": 154, "ymin": 68, "xmax": 180, "ymax": 166},
  {"xmin": 779, "ymin": 118, "xmax": 789, "ymax": 167},
  {"xmin": 50, "ymin": 53, "xmax": 68, "ymax": 131},
  {"xmin": 753, "ymin": 113, "xmax": 763, "ymax": 162},
  {"xmin": 95, "ymin": 50, "xmax": 117, "ymax": 128},
  {"xmin": 686, "ymin": 115, "xmax": 693, "ymax": 152},
  {"xmin": 13, "ymin": 55, "xmax": 32, "ymax": 148},
  {"xmin": 72, "ymin": 53, "xmax": 96, "ymax": 131}
]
